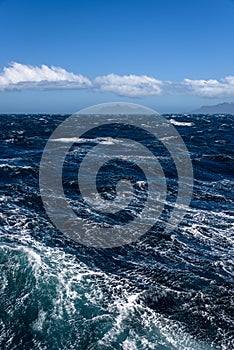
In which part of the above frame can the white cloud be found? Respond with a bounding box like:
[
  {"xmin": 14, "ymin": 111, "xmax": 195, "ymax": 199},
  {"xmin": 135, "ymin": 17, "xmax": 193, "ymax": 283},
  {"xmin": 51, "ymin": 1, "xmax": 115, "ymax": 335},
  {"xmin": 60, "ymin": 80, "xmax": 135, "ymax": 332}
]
[
  {"xmin": 0, "ymin": 62, "xmax": 92, "ymax": 91},
  {"xmin": 94, "ymin": 73, "xmax": 163, "ymax": 97},
  {"xmin": 0, "ymin": 62, "xmax": 234, "ymax": 99},
  {"xmin": 183, "ymin": 76, "xmax": 234, "ymax": 98}
]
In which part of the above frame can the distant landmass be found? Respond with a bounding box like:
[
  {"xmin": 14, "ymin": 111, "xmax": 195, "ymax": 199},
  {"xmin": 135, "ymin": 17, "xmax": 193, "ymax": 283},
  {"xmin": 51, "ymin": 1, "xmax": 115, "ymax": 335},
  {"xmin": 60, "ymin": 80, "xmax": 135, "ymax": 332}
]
[
  {"xmin": 80, "ymin": 102, "xmax": 155, "ymax": 115},
  {"xmin": 193, "ymin": 102, "xmax": 234, "ymax": 114}
]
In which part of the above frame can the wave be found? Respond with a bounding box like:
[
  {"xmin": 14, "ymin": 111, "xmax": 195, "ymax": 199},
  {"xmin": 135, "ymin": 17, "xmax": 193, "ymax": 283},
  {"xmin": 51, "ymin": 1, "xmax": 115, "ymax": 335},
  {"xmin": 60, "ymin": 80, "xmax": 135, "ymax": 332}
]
[{"xmin": 0, "ymin": 113, "xmax": 233, "ymax": 349}]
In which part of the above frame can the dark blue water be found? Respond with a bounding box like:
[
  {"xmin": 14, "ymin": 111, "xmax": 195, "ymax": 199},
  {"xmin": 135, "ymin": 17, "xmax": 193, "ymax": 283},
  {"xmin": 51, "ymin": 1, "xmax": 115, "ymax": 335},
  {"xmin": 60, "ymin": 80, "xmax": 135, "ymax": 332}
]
[{"xmin": 0, "ymin": 114, "xmax": 233, "ymax": 349}]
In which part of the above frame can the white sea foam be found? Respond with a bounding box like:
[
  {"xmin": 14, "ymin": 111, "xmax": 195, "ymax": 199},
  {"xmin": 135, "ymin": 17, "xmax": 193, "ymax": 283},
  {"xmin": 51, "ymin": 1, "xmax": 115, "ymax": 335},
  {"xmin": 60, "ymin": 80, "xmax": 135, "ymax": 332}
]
[
  {"xmin": 0, "ymin": 232, "xmax": 223, "ymax": 350},
  {"xmin": 170, "ymin": 119, "xmax": 194, "ymax": 126}
]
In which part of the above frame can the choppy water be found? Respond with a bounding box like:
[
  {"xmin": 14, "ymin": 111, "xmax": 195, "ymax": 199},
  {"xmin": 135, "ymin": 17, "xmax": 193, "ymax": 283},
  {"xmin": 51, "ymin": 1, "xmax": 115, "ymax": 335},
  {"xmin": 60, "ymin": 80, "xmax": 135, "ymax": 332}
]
[{"xmin": 0, "ymin": 114, "xmax": 233, "ymax": 350}]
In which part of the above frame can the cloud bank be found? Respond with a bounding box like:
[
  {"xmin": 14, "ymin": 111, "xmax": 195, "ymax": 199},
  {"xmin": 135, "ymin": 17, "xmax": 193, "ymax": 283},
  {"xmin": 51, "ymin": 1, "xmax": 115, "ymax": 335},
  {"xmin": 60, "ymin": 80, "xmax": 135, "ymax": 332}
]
[
  {"xmin": 183, "ymin": 77, "xmax": 234, "ymax": 98},
  {"xmin": 0, "ymin": 62, "xmax": 91, "ymax": 91},
  {"xmin": 0, "ymin": 62, "xmax": 234, "ymax": 98},
  {"xmin": 94, "ymin": 74, "xmax": 163, "ymax": 97}
]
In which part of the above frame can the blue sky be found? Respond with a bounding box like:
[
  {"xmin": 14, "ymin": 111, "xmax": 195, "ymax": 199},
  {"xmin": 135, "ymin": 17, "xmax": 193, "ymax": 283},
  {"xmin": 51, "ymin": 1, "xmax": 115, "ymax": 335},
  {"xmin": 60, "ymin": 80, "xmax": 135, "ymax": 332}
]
[{"xmin": 0, "ymin": 0, "xmax": 234, "ymax": 113}]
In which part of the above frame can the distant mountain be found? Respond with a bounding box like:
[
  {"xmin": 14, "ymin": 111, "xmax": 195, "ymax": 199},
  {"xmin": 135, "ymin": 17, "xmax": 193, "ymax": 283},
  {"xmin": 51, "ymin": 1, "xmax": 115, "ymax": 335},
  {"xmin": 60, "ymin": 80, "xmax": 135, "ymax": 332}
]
[
  {"xmin": 193, "ymin": 102, "xmax": 234, "ymax": 114},
  {"xmin": 80, "ymin": 102, "xmax": 154, "ymax": 115}
]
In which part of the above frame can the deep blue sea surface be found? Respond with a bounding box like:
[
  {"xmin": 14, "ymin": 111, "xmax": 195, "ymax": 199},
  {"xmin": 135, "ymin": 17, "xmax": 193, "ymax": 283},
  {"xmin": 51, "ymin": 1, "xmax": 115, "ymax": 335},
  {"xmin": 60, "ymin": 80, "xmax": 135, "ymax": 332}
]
[{"xmin": 0, "ymin": 114, "xmax": 233, "ymax": 349}]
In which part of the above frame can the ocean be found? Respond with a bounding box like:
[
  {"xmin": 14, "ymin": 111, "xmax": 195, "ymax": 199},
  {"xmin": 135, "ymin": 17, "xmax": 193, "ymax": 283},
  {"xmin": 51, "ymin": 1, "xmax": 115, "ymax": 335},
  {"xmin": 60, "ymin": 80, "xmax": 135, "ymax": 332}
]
[{"xmin": 0, "ymin": 113, "xmax": 233, "ymax": 350}]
